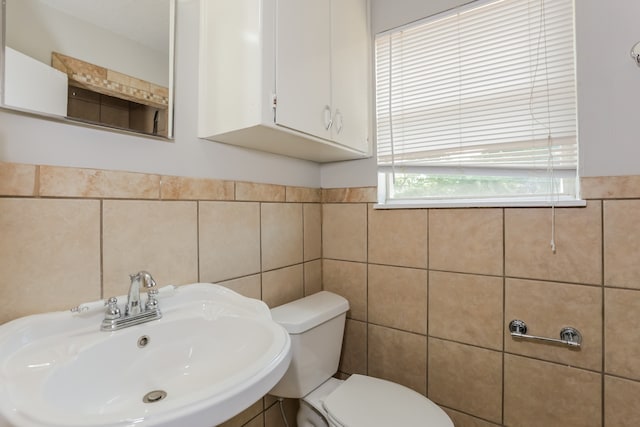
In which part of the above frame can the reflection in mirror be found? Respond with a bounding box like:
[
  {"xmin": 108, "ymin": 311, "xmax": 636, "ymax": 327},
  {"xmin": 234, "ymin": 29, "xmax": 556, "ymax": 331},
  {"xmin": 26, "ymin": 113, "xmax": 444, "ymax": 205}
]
[{"xmin": 1, "ymin": 0, "xmax": 174, "ymax": 138}]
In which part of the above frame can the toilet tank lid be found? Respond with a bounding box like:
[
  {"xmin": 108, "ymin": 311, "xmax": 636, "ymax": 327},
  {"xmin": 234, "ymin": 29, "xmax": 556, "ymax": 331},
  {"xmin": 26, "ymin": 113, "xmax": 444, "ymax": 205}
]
[{"xmin": 270, "ymin": 291, "xmax": 349, "ymax": 334}]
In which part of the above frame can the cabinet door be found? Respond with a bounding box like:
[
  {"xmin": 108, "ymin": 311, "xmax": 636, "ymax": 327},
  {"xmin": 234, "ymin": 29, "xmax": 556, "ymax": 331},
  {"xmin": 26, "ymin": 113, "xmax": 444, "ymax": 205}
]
[
  {"xmin": 275, "ymin": 0, "xmax": 332, "ymax": 140},
  {"xmin": 330, "ymin": 0, "xmax": 370, "ymax": 152}
]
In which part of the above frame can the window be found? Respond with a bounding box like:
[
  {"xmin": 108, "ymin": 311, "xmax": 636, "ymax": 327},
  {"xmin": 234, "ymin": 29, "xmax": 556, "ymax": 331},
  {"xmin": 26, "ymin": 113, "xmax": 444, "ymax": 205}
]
[{"xmin": 375, "ymin": 0, "xmax": 579, "ymax": 207}]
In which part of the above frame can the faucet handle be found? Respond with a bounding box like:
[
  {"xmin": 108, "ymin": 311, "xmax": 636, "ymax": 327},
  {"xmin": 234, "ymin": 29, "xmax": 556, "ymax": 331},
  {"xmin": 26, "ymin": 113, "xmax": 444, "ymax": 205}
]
[
  {"xmin": 146, "ymin": 288, "xmax": 159, "ymax": 310},
  {"xmin": 104, "ymin": 297, "xmax": 121, "ymax": 320}
]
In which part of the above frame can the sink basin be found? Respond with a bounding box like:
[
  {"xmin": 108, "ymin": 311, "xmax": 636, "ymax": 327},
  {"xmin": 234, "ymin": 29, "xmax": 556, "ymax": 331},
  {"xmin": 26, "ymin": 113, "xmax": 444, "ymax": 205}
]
[{"xmin": 0, "ymin": 283, "xmax": 292, "ymax": 427}]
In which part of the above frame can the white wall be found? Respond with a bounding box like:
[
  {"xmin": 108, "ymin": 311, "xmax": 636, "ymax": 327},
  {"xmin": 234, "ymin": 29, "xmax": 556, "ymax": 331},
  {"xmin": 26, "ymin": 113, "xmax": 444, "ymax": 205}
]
[
  {"xmin": 4, "ymin": 0, "xmax": 637, "ymax": 189},
  {"xmin": 0, "ymin": 0, "xmax": 321, "ymax": 188},
  {"xmin": 322, "ymin": 0, "xmax": 640, "ymax": 188},
  {"xmin": 370, "ymin": 0, "xmax": 471, "ymax": 34},
  {"xmin": 575, "ymin": 0, "xmax": 640, "ymax": 177},
  {"xmin": 6, "ymin": 0, "xmax": 168, "ymax": 86}
]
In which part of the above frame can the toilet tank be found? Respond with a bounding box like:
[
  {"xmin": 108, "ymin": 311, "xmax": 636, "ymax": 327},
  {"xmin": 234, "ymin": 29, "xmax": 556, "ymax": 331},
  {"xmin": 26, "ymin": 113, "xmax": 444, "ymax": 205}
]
[{"xmin": 269, "ymin": 291, "xmax": 349, "ymax": 398}]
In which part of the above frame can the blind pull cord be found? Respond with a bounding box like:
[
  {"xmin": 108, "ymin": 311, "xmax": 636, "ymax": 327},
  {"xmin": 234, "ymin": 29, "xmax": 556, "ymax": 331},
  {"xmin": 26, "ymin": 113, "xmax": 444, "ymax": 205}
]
[
  {"xmin": 388, "ymin": 34, "xmax": 397, "ymax": 185},
  {"xmin": 529, "ymin": 0, "xmax": 557, "ymax": 254},
  {"xmin": 550, "ymin": 203, "xmax": 557, "ymax": 254}
]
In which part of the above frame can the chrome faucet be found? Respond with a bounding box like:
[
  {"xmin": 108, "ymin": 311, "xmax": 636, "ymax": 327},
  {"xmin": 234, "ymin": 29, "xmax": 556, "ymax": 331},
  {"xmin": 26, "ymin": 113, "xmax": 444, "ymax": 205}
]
[
  {"xmin": 126, "ymin": 271, "xmax": 156, "ymax": 316},
  {"xmin": 101, "ymin": 271, "xmax": 162, "ymax": 331}
]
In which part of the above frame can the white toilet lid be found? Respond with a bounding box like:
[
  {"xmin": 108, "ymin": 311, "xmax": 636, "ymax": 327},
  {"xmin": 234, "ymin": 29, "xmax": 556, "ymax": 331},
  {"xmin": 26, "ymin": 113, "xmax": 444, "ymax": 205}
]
[{"xmin": 323, "ymin": 375, "xmax": 453, "ymax": 427}]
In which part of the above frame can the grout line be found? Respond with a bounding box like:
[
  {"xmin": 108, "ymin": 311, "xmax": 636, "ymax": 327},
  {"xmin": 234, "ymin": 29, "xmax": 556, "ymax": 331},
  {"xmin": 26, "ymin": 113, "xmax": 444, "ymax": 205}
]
[
  {"xmin": 365, "ymin": 261, "xmax": 431, "ymax": 272},
  {"xmin": 437, "ymin": 403, "xmax": 502, "ymax": 427},
  {"xmin": 365, "ymin": 202, "xmax": 370, "ymax": 376},
  {"xmin": 259, "ymin": 202, "xmax": 263, "ymax": 302},
  {"xmin": 426, "ymin": 207, "xmax": 430, "ymax": 397},
  {"xmin": 196, "ymin": 200, "xmax": 200, "ymax": 283},
  {"xmin": 325, "ymin": 257, "xmax": 611, "ymax": 292},
  {"xmin": 501, "ymin": 207, "xmax": 506, "ymax": 426},
  {"xmin": 99, "ymin": 199, "xmax": 104, "ymax": 299},
  {"xmin": 366, "ymin": 260, "xmax": 606, "ymax": 288},
  {"xmin": 603, "ymin": 372, "xmax": 640, "ymax": 383},
  {"xmin": 502, "ymin": 351, "xmax": 603, "ymax": 375},
  {"xmin": 320, "ymin": 201, "xmax": 324, "ymax": 293},
  {"xmin": 34, "ymin": 165, "xmax": 41, "ymax": 197},
  {"xmin": 301, "ymin": 203, "xmax": 306, "ymax": 296},
  {"xmin": 424, "ymin": 334, "xmax": 501, "ymax": 352},
  {"xmin": 600, "ymin": 199, "xmax": 606, "ymax": 427}
]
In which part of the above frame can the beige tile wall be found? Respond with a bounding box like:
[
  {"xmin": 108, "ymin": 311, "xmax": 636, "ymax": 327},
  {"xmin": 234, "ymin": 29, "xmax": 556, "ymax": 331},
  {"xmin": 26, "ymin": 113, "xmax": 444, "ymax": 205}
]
[
  {"xmin": 325, "ymin": 178, "xmax": 640, "ymax": 427},
  {"xmin": 4, "ymin": 161, "xmax": 640, "ymax": 427},
  {"xmin": 0, "ymin": 162, "xmax": 319, "ymax": 427}
]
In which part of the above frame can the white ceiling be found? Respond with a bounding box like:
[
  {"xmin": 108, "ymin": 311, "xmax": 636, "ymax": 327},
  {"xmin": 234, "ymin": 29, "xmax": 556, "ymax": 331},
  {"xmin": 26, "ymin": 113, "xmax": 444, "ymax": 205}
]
[{"xmin": 37, "ymin": 0, "xmax": 170, "ymax": 53}]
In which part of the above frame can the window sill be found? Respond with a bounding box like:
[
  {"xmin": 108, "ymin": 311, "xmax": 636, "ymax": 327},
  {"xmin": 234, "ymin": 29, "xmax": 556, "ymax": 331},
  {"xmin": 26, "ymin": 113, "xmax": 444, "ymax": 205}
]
[{"xmin": 374, "ymin": 198, "xmax": 587, "ymax": 209}]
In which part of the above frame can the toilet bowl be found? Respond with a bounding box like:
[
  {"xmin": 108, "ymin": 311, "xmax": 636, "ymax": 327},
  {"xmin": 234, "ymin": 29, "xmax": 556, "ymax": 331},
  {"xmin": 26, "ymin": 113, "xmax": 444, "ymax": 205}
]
[{"xmin": 269, "ymin": 291, "xmax": 453, "ymax": 427}]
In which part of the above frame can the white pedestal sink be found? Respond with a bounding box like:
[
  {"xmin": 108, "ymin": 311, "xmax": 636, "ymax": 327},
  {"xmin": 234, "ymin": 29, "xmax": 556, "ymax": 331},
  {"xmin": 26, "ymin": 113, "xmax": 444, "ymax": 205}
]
[{"xmin": 0, "ymin": 283, "xmax": 292, "ymax": 427}]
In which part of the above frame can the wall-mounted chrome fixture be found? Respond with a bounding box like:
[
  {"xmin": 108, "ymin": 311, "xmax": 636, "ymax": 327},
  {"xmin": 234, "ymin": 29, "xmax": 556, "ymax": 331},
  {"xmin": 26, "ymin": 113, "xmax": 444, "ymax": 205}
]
[
  {"xmin": 508, "ymin": 319, "xmax": 582, "ymax": 349},
  {"xmin": 631, "ymin": 41, "xmax": 640, "ymax": 67}
]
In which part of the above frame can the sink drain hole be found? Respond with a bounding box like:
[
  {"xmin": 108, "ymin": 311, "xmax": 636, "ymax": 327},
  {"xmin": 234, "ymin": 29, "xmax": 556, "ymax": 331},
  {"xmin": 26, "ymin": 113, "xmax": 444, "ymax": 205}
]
[
  {"xmin": 143, "ymin": 390, "xmax": 167, "ymax": 403},
  {"xmin": 137, "ymin": 335, "xmax": 150, "ymax": 348}
]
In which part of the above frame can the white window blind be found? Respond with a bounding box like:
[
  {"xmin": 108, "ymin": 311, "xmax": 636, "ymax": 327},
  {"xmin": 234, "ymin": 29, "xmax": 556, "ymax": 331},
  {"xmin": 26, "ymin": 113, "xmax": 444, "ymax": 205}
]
[{"xmin": 375, "ymin": 0, "xmax": 578, "ymax": 204}]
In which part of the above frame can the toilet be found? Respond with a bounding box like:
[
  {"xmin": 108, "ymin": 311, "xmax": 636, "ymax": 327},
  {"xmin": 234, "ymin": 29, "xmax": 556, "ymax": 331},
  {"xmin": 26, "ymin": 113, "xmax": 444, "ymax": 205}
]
[{"xmin": 269, "ymin": 291, "xmax": 453, "ymax": 427}]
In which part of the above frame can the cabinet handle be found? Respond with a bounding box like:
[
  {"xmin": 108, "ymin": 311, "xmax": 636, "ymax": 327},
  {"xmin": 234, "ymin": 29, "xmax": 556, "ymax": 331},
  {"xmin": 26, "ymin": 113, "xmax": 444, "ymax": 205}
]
[
  {"xmin": 334, "ymin": 109, "xmax": 344, "ymax": 134},
  {"xmin": 323, "ymin": 105, "xmax": 333, "ymax": 130}
]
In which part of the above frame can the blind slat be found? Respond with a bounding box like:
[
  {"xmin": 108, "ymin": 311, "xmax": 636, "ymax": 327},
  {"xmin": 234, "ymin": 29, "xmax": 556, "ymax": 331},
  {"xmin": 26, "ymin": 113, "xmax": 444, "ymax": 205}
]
[{"xmin": 375, "ymin": 0, "xmax": 577, "ymax": 172}]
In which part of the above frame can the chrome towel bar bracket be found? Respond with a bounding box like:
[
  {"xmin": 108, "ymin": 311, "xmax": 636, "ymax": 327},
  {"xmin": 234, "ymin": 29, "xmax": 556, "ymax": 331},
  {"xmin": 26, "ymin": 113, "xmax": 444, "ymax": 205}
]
[
  {"xmin": 508, "ymin": 319, "xmax": 582, "ymax": 349},
  {"xmin": 631, "ymin": 41, "xmax": 640, "ymax": 67}
]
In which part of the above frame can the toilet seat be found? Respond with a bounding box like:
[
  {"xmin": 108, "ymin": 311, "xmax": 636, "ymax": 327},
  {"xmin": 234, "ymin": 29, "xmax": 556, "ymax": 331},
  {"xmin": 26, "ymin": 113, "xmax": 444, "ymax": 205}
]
[{"xmin": 322, "ymin": 375, "xmax": 453, "ymax": 427}]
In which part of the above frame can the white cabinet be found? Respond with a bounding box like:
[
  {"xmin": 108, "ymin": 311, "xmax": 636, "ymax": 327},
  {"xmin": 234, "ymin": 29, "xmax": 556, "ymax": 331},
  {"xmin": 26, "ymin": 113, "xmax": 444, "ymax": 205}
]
[
  {"xmin": 275, "ymin": 0, "xmax": 332, "ymax": 141},
  {"xmin": 330, "ymin": 0, "xmax": 370, "ymax": 152},
  {"xmin": 198, "ymin": 0, "xmax": 371, "ymax": 163},
  {"xmin": 4, "ymin": 47, "xmax": 67, "ymax": 116}
]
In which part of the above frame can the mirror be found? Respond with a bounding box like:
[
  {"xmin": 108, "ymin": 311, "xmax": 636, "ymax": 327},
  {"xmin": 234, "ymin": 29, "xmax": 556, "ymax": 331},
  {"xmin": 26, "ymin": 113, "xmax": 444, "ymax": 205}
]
[{"xmin": 1, "ymin": 0, "xmax": 175, "ymax": 138}]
